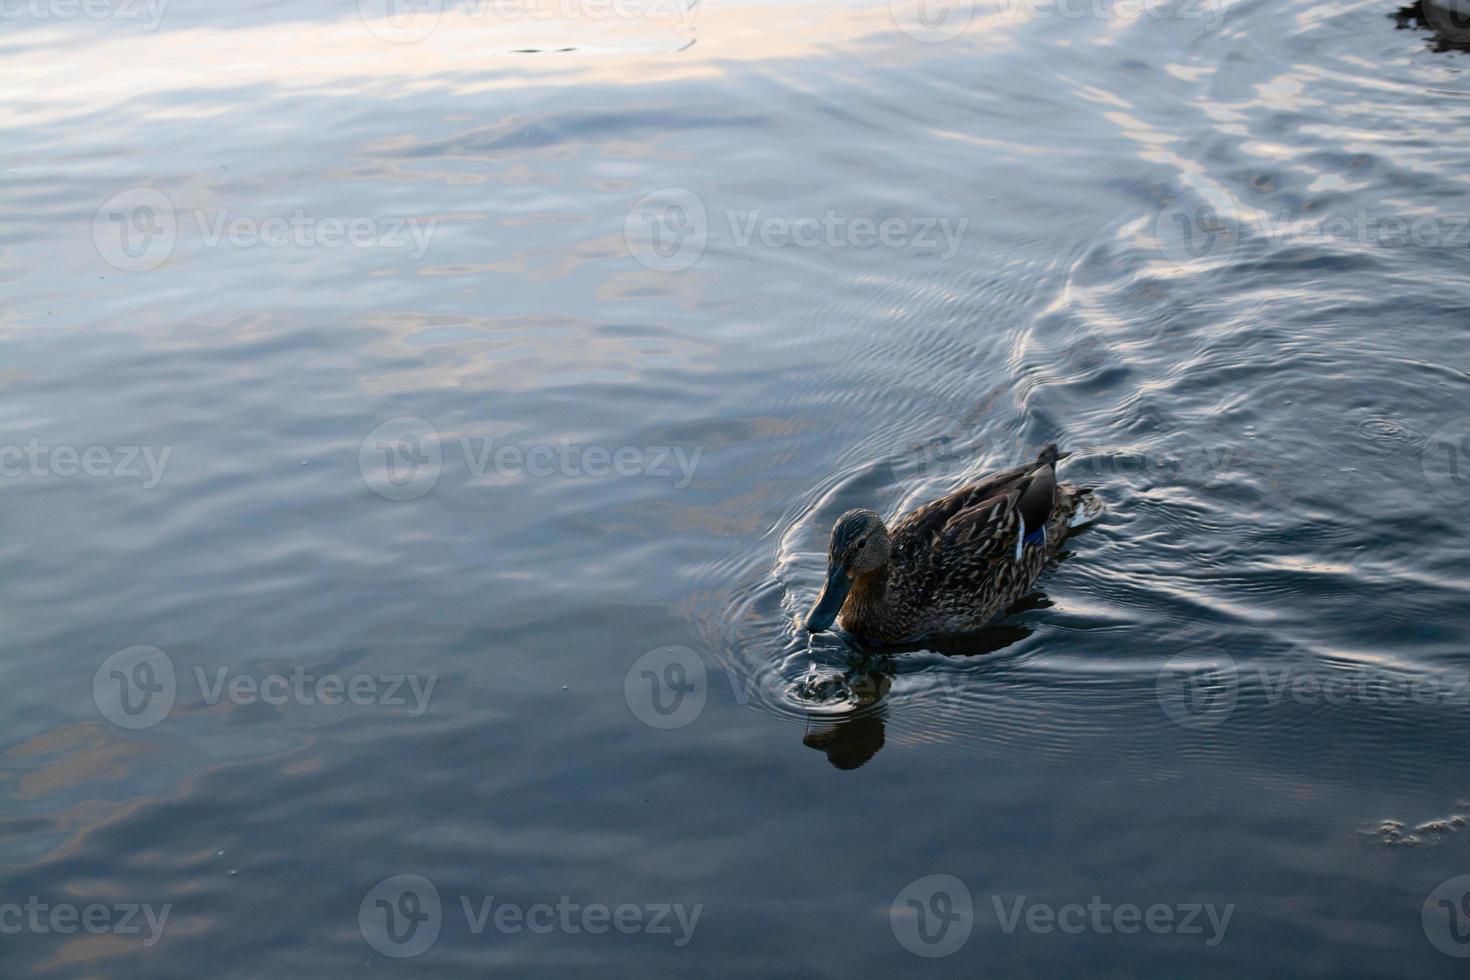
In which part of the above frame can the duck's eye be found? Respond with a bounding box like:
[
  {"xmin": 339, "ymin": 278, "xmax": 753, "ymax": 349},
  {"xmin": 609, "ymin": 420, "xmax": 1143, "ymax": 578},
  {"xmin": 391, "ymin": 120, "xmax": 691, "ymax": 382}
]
[{"xmin": 856, "ymin": 538, "xmax": 867, "ymax": 549}]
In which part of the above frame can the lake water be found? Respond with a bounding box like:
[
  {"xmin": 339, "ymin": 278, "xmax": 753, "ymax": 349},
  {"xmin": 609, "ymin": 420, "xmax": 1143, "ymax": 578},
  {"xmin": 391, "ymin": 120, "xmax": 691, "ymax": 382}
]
[{"xmin": 4, "ymin": 0, "xmax": 1470, "ymax": 974}]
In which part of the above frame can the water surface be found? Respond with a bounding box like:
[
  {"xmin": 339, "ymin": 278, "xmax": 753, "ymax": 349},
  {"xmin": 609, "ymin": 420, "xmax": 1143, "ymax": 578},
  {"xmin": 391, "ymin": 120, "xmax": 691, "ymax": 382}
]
[{"xmin": 4, "ymin": 0, "xmax": 1470, "ymax": 974}]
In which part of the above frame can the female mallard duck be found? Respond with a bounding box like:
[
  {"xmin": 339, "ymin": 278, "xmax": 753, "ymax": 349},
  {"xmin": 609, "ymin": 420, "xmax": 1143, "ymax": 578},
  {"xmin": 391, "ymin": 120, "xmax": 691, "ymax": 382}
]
[{"xmin": 804, "ymin": 444, "xmax": 1101, "ymax": 643}]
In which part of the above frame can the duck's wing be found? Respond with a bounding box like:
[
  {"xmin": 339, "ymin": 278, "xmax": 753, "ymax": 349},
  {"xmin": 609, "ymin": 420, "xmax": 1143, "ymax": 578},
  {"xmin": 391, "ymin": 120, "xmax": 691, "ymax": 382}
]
[
  {"xmin": 883, "ymin": 489, "xmax": 1022, "ymax": 612},
  {"xmin": 931, "ymin": 489, "xmax": 1023, "ymax": 558},
  {"xmin": 890, "ymin": 444, "xmax": 1059, "ymax": 560}
]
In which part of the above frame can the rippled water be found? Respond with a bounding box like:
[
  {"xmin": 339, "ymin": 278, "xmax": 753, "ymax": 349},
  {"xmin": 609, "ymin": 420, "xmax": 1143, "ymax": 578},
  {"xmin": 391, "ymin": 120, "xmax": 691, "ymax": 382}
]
[{"xmin": 5, "ymin": 0, "xmax": 1470, "ymax": 975}]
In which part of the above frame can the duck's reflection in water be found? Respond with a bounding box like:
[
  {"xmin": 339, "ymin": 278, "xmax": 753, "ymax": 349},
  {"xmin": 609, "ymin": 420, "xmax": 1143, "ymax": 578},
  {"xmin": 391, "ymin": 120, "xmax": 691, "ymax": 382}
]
[
  {"xmin": 801, "ymin": 670, "xmax": 891, "ymax": 770},
  {"xmin": 800, "ymin": 621, "xmax": 1035, "ymax": 770},
  {"xmin": 804, "ymin": 702, "xmax": 888, "ymax": 770}
]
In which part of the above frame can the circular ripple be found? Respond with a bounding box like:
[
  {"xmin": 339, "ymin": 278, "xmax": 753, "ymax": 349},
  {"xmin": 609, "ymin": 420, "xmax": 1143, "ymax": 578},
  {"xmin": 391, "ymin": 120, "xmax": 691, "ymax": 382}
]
[{"xmin": 1356, "ymin": 417, "xmax": 1424, "ymax": 457}]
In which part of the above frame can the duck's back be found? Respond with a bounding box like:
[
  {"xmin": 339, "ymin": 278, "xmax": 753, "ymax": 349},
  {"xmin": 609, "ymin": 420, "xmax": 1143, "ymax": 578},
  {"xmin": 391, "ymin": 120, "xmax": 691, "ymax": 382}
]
[
  {"xmin": 878, "ymin": 445, "xmax": 1066, "ymax": 638},
  {"xmin": 889, "ymin": 445, "xmax": 1059, "ymax": 556}
]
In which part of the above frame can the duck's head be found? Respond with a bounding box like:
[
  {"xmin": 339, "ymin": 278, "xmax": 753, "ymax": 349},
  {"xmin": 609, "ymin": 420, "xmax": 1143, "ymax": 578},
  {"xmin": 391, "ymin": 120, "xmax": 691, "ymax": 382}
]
[{"xmin": 804, "ymin": 509, "xmax": 891, "ymax": 633}]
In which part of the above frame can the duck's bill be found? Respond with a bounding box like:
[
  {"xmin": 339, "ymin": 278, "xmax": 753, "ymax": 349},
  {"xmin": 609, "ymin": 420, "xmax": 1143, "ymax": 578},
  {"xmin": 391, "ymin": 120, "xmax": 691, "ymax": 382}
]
[{"xmin": 804, "ymin": 567, "xmax": 851, "ymax": 633}]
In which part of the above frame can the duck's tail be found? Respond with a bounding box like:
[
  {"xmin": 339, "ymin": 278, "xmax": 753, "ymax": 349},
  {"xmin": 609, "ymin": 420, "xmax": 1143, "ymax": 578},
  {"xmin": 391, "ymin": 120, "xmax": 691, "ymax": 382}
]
[
  {"xmin": 1043, "ymin": 444, "xmax": 1104, "ymax": 529},
  {"xmin": 1067, "ymin": 487, "xmax": 1105, "ymax": 528}
]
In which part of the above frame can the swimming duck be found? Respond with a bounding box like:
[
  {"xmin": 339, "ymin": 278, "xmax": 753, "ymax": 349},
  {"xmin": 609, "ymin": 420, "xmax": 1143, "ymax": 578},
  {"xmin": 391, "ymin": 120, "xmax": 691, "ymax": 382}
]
[{"xmin": 804, "ymin": 444, "xmax": 1101, "ymax": 643}]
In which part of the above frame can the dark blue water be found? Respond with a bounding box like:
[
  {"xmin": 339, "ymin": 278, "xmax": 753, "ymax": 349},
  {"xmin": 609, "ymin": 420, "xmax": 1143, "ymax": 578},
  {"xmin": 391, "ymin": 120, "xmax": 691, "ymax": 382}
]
[{"xmin": 4, "ymin": 0, "xmax": 1470, "ymax": 975}]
